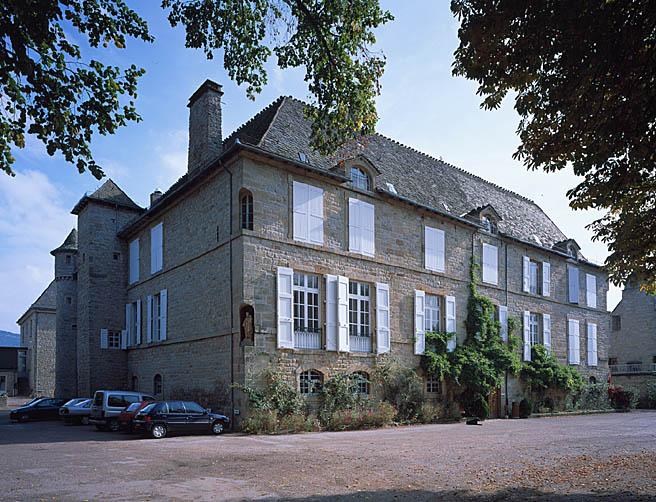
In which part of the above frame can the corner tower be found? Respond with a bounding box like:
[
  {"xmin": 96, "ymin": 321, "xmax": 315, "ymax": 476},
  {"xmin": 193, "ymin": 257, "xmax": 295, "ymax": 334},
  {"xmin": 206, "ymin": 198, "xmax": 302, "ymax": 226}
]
[{"xmin": 51, "ymin": 229, "xmax": 78, "ymax": 397}]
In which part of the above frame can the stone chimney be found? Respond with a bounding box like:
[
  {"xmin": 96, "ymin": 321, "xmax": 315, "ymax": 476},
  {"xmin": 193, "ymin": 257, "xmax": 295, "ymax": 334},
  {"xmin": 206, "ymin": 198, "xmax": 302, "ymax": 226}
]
[
  {"xmin": 187, "ymin": 79, "xmax": 223, "ymax": 173},
  {"xmin": 150, "ymin": 189, "xmax": 163, "ymax": 206}
]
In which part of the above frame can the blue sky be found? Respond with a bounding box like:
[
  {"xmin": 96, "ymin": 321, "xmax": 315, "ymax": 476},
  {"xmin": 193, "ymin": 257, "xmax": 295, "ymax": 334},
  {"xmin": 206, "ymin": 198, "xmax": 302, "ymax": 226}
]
[{"xmin": 0, "ymin": 1, "xmax": 621, "ymax": 332}]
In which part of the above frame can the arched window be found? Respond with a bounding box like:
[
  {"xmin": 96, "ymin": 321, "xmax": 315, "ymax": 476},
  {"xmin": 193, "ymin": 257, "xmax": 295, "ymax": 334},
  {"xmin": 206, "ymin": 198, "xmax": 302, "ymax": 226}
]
[
  {"xmin": 240, "ymin": 191, "xmax": 253, "ymax": 230},
  {"xmin": 351, "ymin": 371, "xmax": 370, "ymax": 395},
  {"xmin": 299, "ymin": 369, "xmax": 323, "ymax": 395},
  {"xmin": 153, "ymin": 374, "xmax": 162, "ymax": 395},
  {"xmin": 350, "ymin": 167, "xmax": 371, "ymax": 191},
  {"xmin": 131, "ymin": 376, "xmax": 138, "ymax": 392},
  {"xmin": 589, "ymin": 376, "xmax": 597, "ymax": 385}
]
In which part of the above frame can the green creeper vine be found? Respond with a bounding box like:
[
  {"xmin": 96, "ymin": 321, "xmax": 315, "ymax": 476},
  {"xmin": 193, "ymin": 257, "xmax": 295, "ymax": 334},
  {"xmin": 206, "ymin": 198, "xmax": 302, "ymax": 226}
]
[{"xmin": 421, "ymin": 258, "xmax": 522, "ymax": 419}]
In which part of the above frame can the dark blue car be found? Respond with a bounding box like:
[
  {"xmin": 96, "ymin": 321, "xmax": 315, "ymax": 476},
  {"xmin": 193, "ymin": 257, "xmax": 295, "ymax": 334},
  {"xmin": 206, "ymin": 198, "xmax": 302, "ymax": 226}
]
[
  {"xmin": 133, "ymin": 400, "xmax": 230, "ymax": 439},
  {"xmin": 10, "ymin": 398, "xmax": 69, "ymax": 422}
]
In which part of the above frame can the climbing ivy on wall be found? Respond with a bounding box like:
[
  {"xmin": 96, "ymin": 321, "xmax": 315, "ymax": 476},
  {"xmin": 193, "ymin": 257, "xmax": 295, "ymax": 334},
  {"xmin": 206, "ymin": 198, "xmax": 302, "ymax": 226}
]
[{"xmin": 421, "ymin": 259, "xmax": 522, "ymax": 418}]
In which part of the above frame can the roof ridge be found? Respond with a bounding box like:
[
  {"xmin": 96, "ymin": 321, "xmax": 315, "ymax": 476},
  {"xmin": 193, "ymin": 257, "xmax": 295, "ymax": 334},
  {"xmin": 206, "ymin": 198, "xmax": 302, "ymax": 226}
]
[{"xmin": 371, "ymin": 131, "xmax": 536, "ymax": 206}]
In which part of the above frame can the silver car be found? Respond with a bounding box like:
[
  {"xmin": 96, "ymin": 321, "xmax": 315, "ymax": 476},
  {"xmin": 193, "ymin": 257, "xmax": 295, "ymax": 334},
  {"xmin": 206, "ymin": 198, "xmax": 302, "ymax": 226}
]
[{"xmin": 59, "ymin": 398, "xmax": 92, "ymax": 425}]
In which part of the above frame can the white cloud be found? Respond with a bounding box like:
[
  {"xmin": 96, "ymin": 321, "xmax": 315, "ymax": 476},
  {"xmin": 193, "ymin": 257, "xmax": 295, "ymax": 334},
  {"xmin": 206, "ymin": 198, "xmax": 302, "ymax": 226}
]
[
  {"xmin": 0, "ymin": 170, "xmax": 76, "ymax": 331},
  {"xmin": 153, "ymin": 128, "xmax": 188, "ymax": 189}
]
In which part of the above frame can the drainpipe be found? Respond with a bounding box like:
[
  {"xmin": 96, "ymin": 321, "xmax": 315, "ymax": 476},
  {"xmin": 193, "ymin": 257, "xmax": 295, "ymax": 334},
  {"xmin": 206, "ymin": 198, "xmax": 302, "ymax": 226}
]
[
  {"xmin": 221, "ymin": 160, "xmax": 235, "ymax": 426},
  {"xmin": 504, "ymin": 241, "xmax": 509, "ymax": 417}
]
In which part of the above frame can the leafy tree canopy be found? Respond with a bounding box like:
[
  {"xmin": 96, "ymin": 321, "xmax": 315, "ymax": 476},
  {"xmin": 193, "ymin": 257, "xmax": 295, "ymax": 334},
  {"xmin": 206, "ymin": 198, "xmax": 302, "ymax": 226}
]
[
  {"xmin": 0, "ymin": 0, "xmax": 152, "ymax": 179},
  {"xmin": 451, "ymin": 1, "xmax": 656, "ymax": 292},
  {"xmin": 1, "ymin": 0, "xmax": 392, "ymax": 179}
]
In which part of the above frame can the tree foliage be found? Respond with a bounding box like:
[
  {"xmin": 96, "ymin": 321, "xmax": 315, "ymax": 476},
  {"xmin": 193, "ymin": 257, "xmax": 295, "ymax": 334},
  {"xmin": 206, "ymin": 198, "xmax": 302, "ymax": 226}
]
[
  {"xmin": 422, "ymin": 260, "xmax": 522, "ymax": 417},
  {"xmin": 163, "ymin": 0, "xmax": 393, "ymax": 156},
  {"xmin": 451, "ymin": 1, "xmax": 656, "ymax": 292},
  {"xmin": 0, "ymin": 0, "xmax": 152, "ymax": 178},
  {"xmin": 2, "ymin": 0, "xmax": 391, "ymax": 178}
]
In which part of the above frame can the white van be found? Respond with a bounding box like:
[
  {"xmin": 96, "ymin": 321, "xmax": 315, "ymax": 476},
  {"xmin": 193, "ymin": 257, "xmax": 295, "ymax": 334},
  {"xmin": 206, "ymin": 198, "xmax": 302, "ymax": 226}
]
[{"xmin": 89, "ymin": 390, "xmax": 155, "ymax": 431}]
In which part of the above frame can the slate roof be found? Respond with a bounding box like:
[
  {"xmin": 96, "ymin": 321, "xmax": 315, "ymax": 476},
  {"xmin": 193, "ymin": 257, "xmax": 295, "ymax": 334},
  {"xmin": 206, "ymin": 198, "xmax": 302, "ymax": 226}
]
[
  {"xmin": 17, "ymin": 280, "xmax": 56, "ymax": 324},
  {"xmin": 51, "ymin": 228, "xmax": 77, "ymax": 255},
  {"xmin": 229, "ymin": 97, "xmax": 569, "ymax": 250},
  {"xmin": 72, "ymin": 179, "xmax": 143, "ymax": 215}
]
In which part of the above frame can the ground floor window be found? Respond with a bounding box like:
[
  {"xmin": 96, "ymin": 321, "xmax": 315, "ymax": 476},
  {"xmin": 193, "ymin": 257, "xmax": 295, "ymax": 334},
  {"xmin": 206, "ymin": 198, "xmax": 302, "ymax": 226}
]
[
  {"xmin": 153, "ymin": 374, "xmax": 162, "ymax": 395},
  {"xmin": 299, "ymin": 369, "xmax": 323, "ymax": 395},
  {"xmin": 351, "ymin": 371, "xmax": 370, "ymax": 395},
  {"xmin": 426, "ymin": 377, "xmax": 441, "ymax": 394}
]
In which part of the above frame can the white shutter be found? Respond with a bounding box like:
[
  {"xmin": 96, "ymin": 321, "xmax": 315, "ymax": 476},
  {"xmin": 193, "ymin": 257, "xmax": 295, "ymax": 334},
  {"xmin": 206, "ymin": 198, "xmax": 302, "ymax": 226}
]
[
  {"xmin": 523, "ymin": 311, "xmax": 531, "ymax": 361},
  {"xmin": 308, "ymin": 185, "xmax": 324, "ymax": 245},
  {"xmin": 150, "ymin": 223, "xmax": 163, "ymax": 274},
  {"xmin": 542, "ymin": 262, "xmax": 551, "ymax": 297},
  {"xmin": 348, "ymin": 198, "xmax": 361, "ymax": 254},
  {"xmin": 445, "ymin": 295, "xmax": 456, "ymax": 352},
  {"xmin": 425, "ymin": 226, "xmax": 445, "ymax": 273},
  {"xmin": 568, "ymin": 319, "xmax": 580, "ymax": 364},
  {"xmin": 160, "ymin": 289, "xmax": 167, "ymax": 341},
  {"xmin": 568, "ymin": 267, "xmax": 579, "ymax": 303},
  {"xmin": 100, "ymin": 329, "xmax": 108, "ymax": 349},
  {"xmin": 129, "ymin": 238, "xmax": 139, "ymax": 284},
  {"xmin": 498, "ymin": 305, "xmax": 508, "ymax": 341},
  {"xmin": 276, "ymin": 267, "xmax": 294, "ymax": 349},
  {"xmin": 414, "ymin": 290, "xmax": 426, "ymax": 355},
  {"xmin": 325, "ymin": 274, "xmax": 338, "ymax": 351},
  {"xmin": 543, "ymin": 313, "xmax": 551, "ymax": 355},
  {"xmin": 337, "ymin": 276, "xmax": 350, "ymax": 352},
  {"xmin": 361, "ymin": 200, "xmax": 375, "ymax": 257},
  {"xmin": 376, "ymin": 283, "xmax": 390, "ymax": 354},
  {"xmin": 586, "ymin": 274, "xmax": 597, "ymax": 308},
  {"xmin": 125, "ymin": 303, "xmax": 131, "ymax": 347},
  {"xmin": 587, "ymin": 322, "xmax": 598, "ymax": 366},
  {"xmin": 482, "ymin": 244, "xmax": 498, "ymax": 285},
  {"xmin": 136, "ymin": 299, "xmax": 142, "ymax": 344},
  {"xmin": 523, "ymin": 256, "xmax": 530, "ymax": 293},
  {"xmin": 147, "ymin": 295, "xmax": 152, "ymax": 343},
  {"xmin": 293, "ymin": 181, "xmax": 309, "ymax": 243},
  {"xmin": 121, "ymin": 329, "xmax": 127, "ymax": 350}
]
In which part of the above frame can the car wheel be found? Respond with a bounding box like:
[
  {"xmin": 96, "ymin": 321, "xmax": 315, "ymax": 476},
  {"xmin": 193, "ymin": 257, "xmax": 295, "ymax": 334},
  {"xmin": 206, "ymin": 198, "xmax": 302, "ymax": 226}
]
[
  {"xmin": 108, "ymin": 420, "xmax": 120, "ymax": 432},
  {"xmin": 211, "ymin": 421, "xmax": 224, "ymax": 435},
  {"xmin": 81, "ymin": 416, "xmax": 90, "ymax": 426},
  {"xmin": 151, "ymin": 424, "xmax": 167, "ymax": 439},
  {"xmin": 18, "ymin": 413, "xmax": 30, "ymax": 423}
]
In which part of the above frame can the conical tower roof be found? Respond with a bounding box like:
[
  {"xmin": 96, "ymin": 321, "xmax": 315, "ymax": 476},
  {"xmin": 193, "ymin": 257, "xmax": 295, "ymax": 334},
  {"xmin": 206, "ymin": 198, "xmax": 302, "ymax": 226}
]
[
  {"xmin": 71, "ymin": 179, "xmax": 143, "ymax": 215},
  {"xmin": 50, "ymin": 228, "xmax": 78, "ymax": 255}
]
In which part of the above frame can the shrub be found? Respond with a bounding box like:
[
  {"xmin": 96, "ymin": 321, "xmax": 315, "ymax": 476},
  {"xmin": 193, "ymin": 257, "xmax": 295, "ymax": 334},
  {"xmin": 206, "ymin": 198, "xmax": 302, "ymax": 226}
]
[
  {"xmin": 576, "ymin": 383, "xmax": 611, "ymax": 410},
  {"xmin": 373, "ymin": 362, "xmax": 424, "ymax": 422},
  {"xmin": 419, "ymin": 402, "xmax": 442, "ymax": 424},
  {"xmin": 318, "ymin": 372, "xmax": 367, "ymax": 424},
  {"xmin": 638, "ymin": 381, "xmax": 656, "ymax": 409},
  {"xmin": 521, "ymin": 345, "xmax": 583, "ymax": 399},
  {"xmin": 325, "ymin": 401, "xmax": 397, "ymax": 431},
  {"xmin": 244, "ymin": 409, "xmax": 278, "ymax": 434},
  {"xmin": 236, "ymin": 368, "xmax": 303, "ymax": 417},
  {"xmin": 278, "ymin": 411, "xmax": 321, "ymax": 433},
  {"xmin": 519, "ymin": 398, "xmax": 532, "ymax": 418},
  {"xmin": 609, "ymin": 386, "xmax": 638, "ymax": 410}
]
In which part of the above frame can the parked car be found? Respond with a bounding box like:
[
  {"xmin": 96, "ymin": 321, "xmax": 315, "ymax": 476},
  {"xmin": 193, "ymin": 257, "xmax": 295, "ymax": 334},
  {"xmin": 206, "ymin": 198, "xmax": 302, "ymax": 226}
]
[
  {"xmin": 89, "ymin": 390, "xmax": 155, "ymax": 432},
  {"xmin": 59, "ymin": 398, "xmax": 93, "ymax": 425},
  {"xmin": 118, "ymin": 401, "xmax": 153, "ymax": 433},
  {"xmin": 10, "ymin": 398, "xmax": 69, "ymax": 422},
  {"xmin": 133, "ymin": 401, "xmax": 230, "ymax": 439}
]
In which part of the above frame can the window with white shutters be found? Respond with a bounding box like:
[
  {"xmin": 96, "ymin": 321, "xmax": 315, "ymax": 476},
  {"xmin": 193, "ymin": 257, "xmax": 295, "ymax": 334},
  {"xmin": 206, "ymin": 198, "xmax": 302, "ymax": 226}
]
[
  {"xmin": 147, "ymin": 290, "xmax": 167, "ymax": 342},
  {"xmin": 375, "ymin": 282, "xmax": 390, "ymax": 354},
  {"xmin": 568, "ymin": 267, "xmax": 579, "ymax": 303},
  {"xmin": 543, "ymin": 313, "xmax": 551, "ymax": 355},
  {"xmin": 293, "ymin": 272, "xmax": 321, "ymax": 349},
  {"xmin": 414, "ymin": 290, "xmax": 425, "ymax": 355},
  {"xmin": 587, "ymin": 322, "xmax": 598, "ymax": 366},
  {"xmin": 348, "ymin": 198, "xmax": 375, "ymax": 257},
  {"xmin": 425, "ymin": 226, "xmax": 445, "ymax": 273},
  {"xmin": 425, "ymin": 295, "xmax": 442, "ymax": 333},
  {"xmin": 150, "ymin": 223, "xmax": 163, "ymax": 274},
  {"xmin": 529, "ymin": 261, "xmax": 539, "ymax": 294},
  {"xmin": 349, "ymin": 281, "xmax": 371, "ymax": 352},
  {"xmin": 482, "ymin": 243, "xmax": 498, "ymax": 285},
  {"xmin": 129, "ymin": 238, "xmax": 139, "ymax": 284},
  {"xmin": 293, "ymin": 181, "xmax": 324, "ymax": 245},
  {"xmin": 276, "ymin": 267, "xmax": 294, "ymax": 349},
  {"xmin": 542, "ymin": 262, "xmax": 551, "ymax": 296},
  {"xmin": 568, "ymin": 319, "xmax": 580, "ymax": 365},
  {"xmin": 523, "ymin": 257, "xmax": 550, "ymax": 297},
  {"xmin": 498, "ymin": 306, "xmax": 508, "ymax": 341},
  {"xmin": 445, "ymin": 296, "xmax": 456, "ymax": 352},
  {"xmin": 523, "ymin": 311, "xmax": 531, "ymax": 361},
  {"xmin": 586, "ymin": 274, "xmax": 597, "ymax": 308}
]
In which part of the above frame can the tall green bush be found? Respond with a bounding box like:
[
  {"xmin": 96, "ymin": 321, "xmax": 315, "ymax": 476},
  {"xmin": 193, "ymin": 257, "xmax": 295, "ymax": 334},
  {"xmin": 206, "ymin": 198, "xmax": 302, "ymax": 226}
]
[
  {"xmin": 373, "ymin": 361, "xmax": 425, "ymax": 422},
  {"xmin": 318, "ymin": 372, "xmax": 368, "ymax": 424},
  {"xmin": 520, "ymin": 345, "xmax": 583, "ymax": 403}
]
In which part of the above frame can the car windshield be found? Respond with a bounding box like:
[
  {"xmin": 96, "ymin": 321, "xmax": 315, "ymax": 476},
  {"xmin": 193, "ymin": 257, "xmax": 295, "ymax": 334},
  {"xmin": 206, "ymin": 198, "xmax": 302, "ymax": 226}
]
[
  {"xmin": 63, "ymin": 399, "xmax": 80, "ymax": 407},
  {"xmin": 137, "ymin": 403, "xmax": 156, "ymax": 415},
  {"xmin": 75, "ymin": 399, "xmax": 92, "ymax": 408},
  {"xmin": 125, "ymin": 402, "xmax": 141, "ymax": 412}
]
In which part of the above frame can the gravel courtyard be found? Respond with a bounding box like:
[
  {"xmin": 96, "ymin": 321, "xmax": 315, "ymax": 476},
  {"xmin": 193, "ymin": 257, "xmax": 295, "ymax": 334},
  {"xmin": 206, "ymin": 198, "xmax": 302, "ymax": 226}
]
[{"xmin": 1, "ymin": 410, "xmax": 655, "ymax": 501}]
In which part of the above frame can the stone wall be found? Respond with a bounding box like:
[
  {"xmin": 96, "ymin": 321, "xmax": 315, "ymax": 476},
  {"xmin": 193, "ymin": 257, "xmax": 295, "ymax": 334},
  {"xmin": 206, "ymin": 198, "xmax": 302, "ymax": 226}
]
[
  {"xmin": 54, "ymin": 250, "xmax": 77, "ymax": 397},
  {"xmin": 35, "ymin": 311, "xmax": 56, "ymax": 396},
  {"xmin": 610, "ymin": 285, "xmax": 656, "ymax": 365}
]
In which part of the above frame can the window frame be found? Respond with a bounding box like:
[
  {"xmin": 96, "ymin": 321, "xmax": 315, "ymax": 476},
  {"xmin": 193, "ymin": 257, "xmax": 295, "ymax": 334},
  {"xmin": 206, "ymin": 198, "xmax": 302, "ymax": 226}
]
[
  {"xmin": 240, "ymin": 192, "xmax": 253, "ymax": 231},
  {"xmin": 529, "ymin": 313, "xmax": 540, "ymax": 346},
  {"xmin": 107, "ymin": 330, "xmax": 121, "ymax": 349},
  {"xmin": 299, "ymin": 369, "xmax": 323, "ymax": 396},
  {"xmin": 425, "ymin": 294, "xmax": 442, "ymax": 333},
  {"xmin": 151, "ymin": 293, "xmax": 161, "ymax": 342},
  {"xmin": 348, "ymin": 281, "xmax": 371, "ymax": 338},
  {"xmin": 153, "ymin": 374, "xmax": 162, "ymax": 395},
  {"xmin": 349, "ymin": 167, "xmax": 371, "ymax": 191},
  {"xmin": 351, "ymin": 371, "xmax": 370, "ymax": 395},
  {"xmin": 293, "ymin": 272, "xmax": 321, "ymax": 349},
  {"xmin": 426, "ymin": 377, "xmax": 441, "ymax": 394}
]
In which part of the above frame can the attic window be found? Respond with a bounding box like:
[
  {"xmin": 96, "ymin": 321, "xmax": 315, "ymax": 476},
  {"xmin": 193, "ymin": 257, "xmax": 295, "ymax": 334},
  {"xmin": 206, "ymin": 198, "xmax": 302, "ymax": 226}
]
[
  {"xmin": 298, "ymin": 152, "xmax": 308, "ymax": 163},
  {"xmin": 481, "ymin": 216, "xmax": 497, "ymax": 233},
  {"xmin": 350, "ymin": 167, "xmax": 371, "ymax": 191},
  {"xmin": 568, "ymin": 246, "xmax": 576, "ymax": 258}
]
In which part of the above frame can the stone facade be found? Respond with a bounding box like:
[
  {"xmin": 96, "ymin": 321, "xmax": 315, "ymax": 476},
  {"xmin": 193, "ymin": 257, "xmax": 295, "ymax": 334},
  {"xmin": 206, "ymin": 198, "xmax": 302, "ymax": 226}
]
[
  {"xmin": 16, "ymin": 282, "xmax": 57, "ymax": 396},
  {"xmin": 609, "ymin": 285, "xmax": 656, "ymax": 395},
  {"xmin": 44, "ymin": 80, "xmax": 610, "ymax": 425}
]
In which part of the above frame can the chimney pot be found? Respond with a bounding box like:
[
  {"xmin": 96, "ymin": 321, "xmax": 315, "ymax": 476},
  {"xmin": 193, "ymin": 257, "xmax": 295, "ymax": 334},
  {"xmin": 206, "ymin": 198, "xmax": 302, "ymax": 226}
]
[{"xmin": 150, "ymin": 189, "xmax": 163, "ymax": 206}]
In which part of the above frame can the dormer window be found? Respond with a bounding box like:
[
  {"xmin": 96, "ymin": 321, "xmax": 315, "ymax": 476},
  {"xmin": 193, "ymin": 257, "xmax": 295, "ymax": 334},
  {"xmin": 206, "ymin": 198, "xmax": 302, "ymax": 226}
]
[
  {"xmin": 350, "ymin": 167, "xmax": 371, "ymax": 191},
  {"xmin": 481, "ymin": 215, "xmax": 497, "ymax": 233},
  {"xmin": 568, "ymin": 246, "xmax": 576, "ymax": 258}
]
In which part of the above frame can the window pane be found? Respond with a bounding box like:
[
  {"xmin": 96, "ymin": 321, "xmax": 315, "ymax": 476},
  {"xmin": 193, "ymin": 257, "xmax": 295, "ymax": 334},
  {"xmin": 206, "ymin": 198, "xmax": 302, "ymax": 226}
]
[
  {"xmin": 183, "ymin": 402, "xmax": 205, "ymax": 414},
  {"xmin": 168, "ymin": 401, "xmax": 185, "ymax": 413}
]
